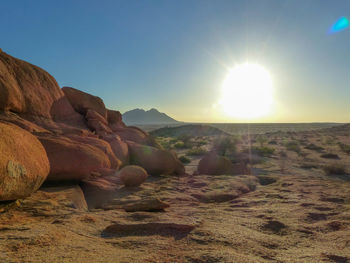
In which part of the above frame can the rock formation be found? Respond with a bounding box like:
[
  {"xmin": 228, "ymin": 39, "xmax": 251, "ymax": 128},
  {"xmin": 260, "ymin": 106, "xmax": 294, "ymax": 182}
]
[
  {"xmin": 0, "ymin": 122, "xmax": 49, "ymax": 201},
  {"xmin": 0, "ymin": 50, "xmax": 184, "ymax": 201},
  {"xmin": 118, "ymin": 165, "xmax": 148, "ymax": 187}
]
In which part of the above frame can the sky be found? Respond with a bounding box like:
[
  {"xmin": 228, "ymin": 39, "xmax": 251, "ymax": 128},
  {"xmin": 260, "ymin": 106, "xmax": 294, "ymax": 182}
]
[{"xmin": 0, "ymin": 0, "xmax": 349, "ymax": 123}]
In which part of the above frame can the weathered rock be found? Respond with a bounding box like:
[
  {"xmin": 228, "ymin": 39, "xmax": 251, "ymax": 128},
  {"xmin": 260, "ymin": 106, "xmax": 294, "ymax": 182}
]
[
  {"xmin": 0, "ymin": 51, "xmax": 83, "ymax": 125},
  {"xmin": 38, "ymin": 135, "xmax": 111, "ymax": 181},
  {"xmin": 197, "ymin": 153, "xmax": 234, "ymax": 175},
  {"xmin": 0, "ymin": 112, "xmax": 49, "ymax": 133},
  {"xmin": 86, "ymin": 109, "xmax": 108, "ymax": 125},
  {"xmin": 0, "ymin": 122, "xmax": 49, "ymax": 201},
  {"xmin": 102, "ymin": 134, "xmax": 129, "ymax": 166},
  {"xmin": 50, "ymin": 96, "xmax": 86, "ymax": 128},
  {"xmin": 123, "ymin": 198, "xmax": 169, "ymax": 212},
  {"xmin": 40, "ymin": 185, "xmax": 88, "ymax": 211},
  {"xmin": 66, "ymin": 134, "xmax": 121, "ymax": 169},
  {"xmin": 62, "ymin": 86, "xmax": 107, "ymax": 119},
  {"xmin": 85, "ymin": 109, "xmax": 112, "ymax": 135},
  {"xmin": 107, "ymin": 109, "xmax": 125, "ymax": 127},
  {"xmin": 127, "ymin": 141, "xmax": 185, "ymax": 176},
  {"xmin": 80, "ymin": 176, "xmax": 118, "ymax": 209},
  {"xmin": 114, "ymin": 126, "xmax": 154, "ymax": 146},
  {"xmin": 118, "ymin": 165, "xmax": 148, "ymax": 187}
]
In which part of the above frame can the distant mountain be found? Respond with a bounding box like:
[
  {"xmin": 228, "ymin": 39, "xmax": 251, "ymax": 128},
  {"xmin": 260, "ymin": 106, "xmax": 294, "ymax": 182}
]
[{"xmin": 122, "ymin": 108, "xmax": 180, "ymax": 125}]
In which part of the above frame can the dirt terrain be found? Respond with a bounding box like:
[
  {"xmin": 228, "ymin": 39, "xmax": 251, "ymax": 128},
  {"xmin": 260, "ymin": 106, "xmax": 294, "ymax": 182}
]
[{"xmin": 1, "ymin": 126, "xmax": 349, "ymax": 263}]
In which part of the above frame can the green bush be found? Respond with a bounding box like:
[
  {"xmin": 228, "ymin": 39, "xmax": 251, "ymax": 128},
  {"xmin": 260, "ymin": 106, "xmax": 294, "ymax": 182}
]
[
  {"xmin": 178, "ymin": 155, "xmax": 191, "ymax": 164},
  {"xmin": 173, "ymin": 134, "xmax": 194, "ymax": 148},
  {"xmin": 285, "ymin": 141, "xmax": 301, "ymax": 153},
  {"xmin": 252, "ymin": 146, "xmax": 275, "ymax": 157},
  {"xmin": 186, "ymin": 147, "xmax": 207, "ymax": 156},
  {"xmin": 339, "ymin": 143, "xmax": 350, "ymax": 154},
  {"xmin": 256, "ymin": 135, "xmax": 268, "ymax": 147},
  {"xmin": 173, "ymin": 141, "xmax": 185, "ymax": 149},
  {"xmin": 155, "ymin": 137, "xmax": 172, "ymax": 150},
  {"xmin": 213, "ymin": 136, "xmax": 239, "ymax": 156},
  {"xmin": 305, "ymin": 143, "xmax": 324, "ymax": 152}
]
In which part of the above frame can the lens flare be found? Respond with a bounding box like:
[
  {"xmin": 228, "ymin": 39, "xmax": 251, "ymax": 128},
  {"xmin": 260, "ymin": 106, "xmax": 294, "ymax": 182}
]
[{"xmin": 329, "ymin": 17, "xmax": 349, "ymax": 34}]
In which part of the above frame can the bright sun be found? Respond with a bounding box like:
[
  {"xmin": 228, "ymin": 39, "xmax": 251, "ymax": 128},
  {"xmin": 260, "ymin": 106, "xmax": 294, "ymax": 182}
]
[{"xmin": 219, "ymin": 63, "xmax": 274, "ymax": 119}]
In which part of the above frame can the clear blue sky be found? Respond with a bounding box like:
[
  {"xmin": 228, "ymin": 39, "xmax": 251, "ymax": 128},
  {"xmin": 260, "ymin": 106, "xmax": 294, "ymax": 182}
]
[{"xmin": 1, "ymin": 0, "xmax": 349, "ymax": 122}]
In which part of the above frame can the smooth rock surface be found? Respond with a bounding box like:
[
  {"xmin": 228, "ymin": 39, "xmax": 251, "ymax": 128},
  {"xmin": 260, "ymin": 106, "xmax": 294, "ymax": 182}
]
[{"xmin": 0, "ymin": 122, "xmax": 49, "ymax": 201}]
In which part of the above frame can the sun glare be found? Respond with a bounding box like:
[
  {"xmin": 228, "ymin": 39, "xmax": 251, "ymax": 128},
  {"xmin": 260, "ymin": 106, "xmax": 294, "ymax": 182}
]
[{"xmin": 219, "ymin": 63, "xmax": 274, "ymax": 120}]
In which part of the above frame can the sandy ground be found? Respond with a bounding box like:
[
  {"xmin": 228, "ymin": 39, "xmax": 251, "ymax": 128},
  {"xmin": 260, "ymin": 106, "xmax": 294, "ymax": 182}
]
[{"xmin": 1, "ymin": 126, "xmax": 349, "ymax": 263}]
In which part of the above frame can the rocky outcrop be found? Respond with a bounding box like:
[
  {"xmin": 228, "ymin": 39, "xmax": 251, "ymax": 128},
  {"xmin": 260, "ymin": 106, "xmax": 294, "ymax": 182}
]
[
  {"xmin": 197, "ymin": 153, "xmax": 235, "ymax": 175},
  {"xmin": 107, "ymin": 109, "xmax": 126, "ymax": 129},
  {"xmin": 101, "ymin": 134, "xmax": 129, "ymax": 166},
  {"xmin": 0, "ymin": 50, "xmax": 185, "ymax": 201},
  {"xmin": 38, "ymin": 135, "xmax": 111, "ymax": 181},
  {"xmin": 62, "ymin": 86, "xmax": 107, "ymax": 119},
  {"xmin": 86, "ymin": 109, "xmax": 112, "ymax": 136},
  {"xmin": 0, "ymin": 51, "xmax": 84, "ymax": 126},
  {"xmin": 118, "ymin": 165, "xmax": 148, "ymax": 187},
  {"xmin": 113, "ymin": 126, "xmax": 152, "ymax": 145},
  {"xmin": 0, "ymin": 122, "xmax": 49, "ymax": 201},
  {"xmin": 80, "ymin": 176, "xmax": 119, "ymax": 209},
  {"xmin": 197, "ymin": 153, "xmax": 251, "ymax": 176},
  {"xmin": 128, "ymin": 141, "xmax": 185, "ymax": 176},
  {"xmin": 65, "ymin": 134, "xmax": 121, "ymax": 169}
]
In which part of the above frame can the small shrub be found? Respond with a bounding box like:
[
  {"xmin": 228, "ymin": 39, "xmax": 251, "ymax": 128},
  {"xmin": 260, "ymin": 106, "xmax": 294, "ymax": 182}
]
[
  {"xmin": 186, "ymin": 147, "xmax": 207, "ymax": 156},
  {"xmin": 178, "ymin": 155, "xmax": 191, "ymax": 164},
  {"xmin": 213, "ymin": 136, "xmax": 239, "ymax": 156},
  {"xmin": 156, "ymin": 137, "xmax": 172, "ymax": 150},
  {"xmin": 173, "ymin": 141, "xmax": 185, "ymax": 149},
  {"xmin": 252, "ymin": 146, "xmax": 275, "ymax": 157},
  {"xmin": 323, "ymin": 163, "xmax": 347, "ymax": 175},
  {"xmin": 177, "ymin": 134, "xmax": 193, "ymax": 148},
  {"xmin": 304, "ymin": 143, "xmax": 324, "ymax": 152},
  {"xmin": 321, "ymin": 136, "xmax": 335, "ymax": 145},
  {"xmin": 285, "ymin": 141, "xmax": 301, "ymax": 153},
  {"xmin": 256, "ymin": 135, "xmax": 268, "ymax": 147},
  {"xmin": 300, "ymin": 162, "xmax": 319, "ymax": 169},
  {"xmin": 339, "ymin": 143, "xmax": 350, "ymax": 154},
  {"xmin": 196, "ymin": 140, "xmax": 207, "ymax": 147}
]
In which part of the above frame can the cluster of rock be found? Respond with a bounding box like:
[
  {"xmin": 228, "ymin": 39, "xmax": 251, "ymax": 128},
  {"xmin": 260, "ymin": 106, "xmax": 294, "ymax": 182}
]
[{"xmin": 0, "ymin": 50, "xmax": 184, "ymax": 202}]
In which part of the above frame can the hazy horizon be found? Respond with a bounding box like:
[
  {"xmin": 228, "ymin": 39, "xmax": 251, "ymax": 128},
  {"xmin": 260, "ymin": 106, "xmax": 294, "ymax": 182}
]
[{"xmin": 1, "ymin": 0, "xmax": 350, "ymax": 123}]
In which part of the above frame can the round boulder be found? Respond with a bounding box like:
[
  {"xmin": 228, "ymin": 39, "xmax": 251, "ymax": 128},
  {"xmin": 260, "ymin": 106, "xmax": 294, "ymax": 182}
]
[
  {"xmin": 0, "ymin": 122, "xmax": 50, "ymax": 201},
  {"xmin": 118, "ymin": 165, "xmax": 148, "ymax": 187},
  {"xmin": 197, "ymin": 153, "xmax": 234, "ymax": 175}
]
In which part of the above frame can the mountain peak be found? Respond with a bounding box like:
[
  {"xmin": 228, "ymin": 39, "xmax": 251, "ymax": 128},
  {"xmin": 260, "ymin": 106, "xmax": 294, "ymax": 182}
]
[{"xmin": 122, "ymin": 108, "xmax": 179, "ymax": 125}]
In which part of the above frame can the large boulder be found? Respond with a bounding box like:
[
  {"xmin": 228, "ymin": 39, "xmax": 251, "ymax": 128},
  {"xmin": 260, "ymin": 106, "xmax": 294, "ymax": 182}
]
[
  {"xmin": 0, "ymin": 51, "xmax": 84, "ymax": 126},
  {"xmin": 38, "ymin": 135, "xmax": 111, "ymax": 181},
  {"xmin": 114, "ymin": 126, "xmax": 156, "ymax": 146},
  {"xmin": 127, "ymin": 141, "xmax": 185, "ymax": 175},
  {"xmin": 118, "ymin": 165, "xmax": 148, "ymax": 187},
  {"xmin": 101, "ymin": 134, "xmax": 129, "ymax": 166},
  {"xmin": 0, "ymin": 112, "xmax": 49, "ymax": 133},
  {"xmin": 85, "ymin": 109, "xmax": 112, "ymax": 135},
  {"xmin": 62, "ymin": 87, "xmax": 107, "ymax": 119},
  {"xmin": 0, "ymin": 122, "xmax": 50, "ymax": 201},
  {"xmin": 197, "ymin": 153, "xmax": 235, "ymax": 175},
  {"xmin": 80, "ymin": 176, "xmax": 119, "ymax": 209},
  {"xmin": 107, "ymin": 109, "xmax": 126, "ymax": 130},
  {"xmin": 66, "ymin": 134, "xmax": 121, "ymax": 169}
]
